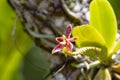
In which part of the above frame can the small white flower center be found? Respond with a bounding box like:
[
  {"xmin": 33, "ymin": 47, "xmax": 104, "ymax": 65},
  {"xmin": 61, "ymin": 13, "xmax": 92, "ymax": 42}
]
[{"xmin": 60, "ymin": 42, "xmax": 66, "ymax": 45}]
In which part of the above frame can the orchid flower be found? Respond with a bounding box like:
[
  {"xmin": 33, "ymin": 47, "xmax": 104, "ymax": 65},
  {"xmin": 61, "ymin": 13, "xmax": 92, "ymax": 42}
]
[{"xmin": 52, "ymin": 24, "xmax": 77, "ymax": 54}]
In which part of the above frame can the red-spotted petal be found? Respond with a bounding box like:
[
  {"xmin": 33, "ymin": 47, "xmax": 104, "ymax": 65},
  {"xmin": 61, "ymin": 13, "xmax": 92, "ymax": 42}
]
[
  {"xmin": 68, "ymin": 37, "xmax": 77, "ymax": 42},
  {"xmin": 66, "ymin": 41, "xmax": 73, "ymax": 52},
  {"xmin": 66, "ymin": 24, "xmax": 72, "ymax": 38},
  {"xmin": 56, "ymin": 37, "xmax": 64, "ymax": 42},
  {"xmin": 52, "ymin": 43, "xmax": 64, "ymax": 54}
]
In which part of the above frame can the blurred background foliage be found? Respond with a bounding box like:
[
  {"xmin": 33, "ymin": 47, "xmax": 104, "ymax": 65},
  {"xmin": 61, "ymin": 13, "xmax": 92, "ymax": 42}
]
[
  {"xmin": 108, "ymin": 0, "xmax": 120, "ymax": 29},
  {"xmin": 0, "ymin": 0, "xmax": 50, "ymax": 80},
  {"xmin": 0, "ymin": 0, "xmax": 120, "ymax": 80}
]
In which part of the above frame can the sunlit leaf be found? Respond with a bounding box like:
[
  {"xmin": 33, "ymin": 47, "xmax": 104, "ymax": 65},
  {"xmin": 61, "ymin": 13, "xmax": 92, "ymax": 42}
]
[
  {"xmin": 72, "ymin": 25, "xmax": 105, "ymax": 47},
  {"xmin": 94, "ymin": 68, "xmax": 111, "ymax": 80},
  {"xmin": 72, "ymin": 25, "xmax": 108, "ymax": 60},
  {"xmin": 90, "ymin": 0, "xmax": 117, "ymax": 52}
]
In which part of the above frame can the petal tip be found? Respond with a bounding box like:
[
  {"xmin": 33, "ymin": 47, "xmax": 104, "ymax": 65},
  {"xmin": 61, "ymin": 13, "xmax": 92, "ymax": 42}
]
[
  {"xmin": 66, "ymin": 24, "xmax": 73, "ymax": 38},
  {"xmin": 52, "ymin": 50, "xmax": 55, "ymax": 54},
  {"xmin": 51, "ymin": 43, "xmax": 64, "ymax": 54}
]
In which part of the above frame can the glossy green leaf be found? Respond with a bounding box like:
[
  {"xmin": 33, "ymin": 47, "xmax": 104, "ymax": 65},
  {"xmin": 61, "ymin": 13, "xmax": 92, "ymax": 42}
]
[
  {"xmin": 0, "ymin": 0, "xmax": 33, "ymax": 80},
  {"xmin": 90, "ymin": 0, "xmax": 117, "ymax": 51},
  {"xmin": 23, "ymin": 45, "xmax": 50, "ymax": 80},
  {"xmin": 72, "ymin": 25, "xmax": 108, "ymax": 60},
  {"xmin": 72, "ymin": 25, "xmax": 105, "ymax": 47},
  {"xmin": 94, "ymin": 68, "xmax": 111, "ymax": 80}
]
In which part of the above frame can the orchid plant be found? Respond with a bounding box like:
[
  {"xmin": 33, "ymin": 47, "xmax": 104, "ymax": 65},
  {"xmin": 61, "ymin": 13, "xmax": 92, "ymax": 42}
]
[{"xmin": 52, "ymin": 0, "xmax": 120, "ymax": 79}]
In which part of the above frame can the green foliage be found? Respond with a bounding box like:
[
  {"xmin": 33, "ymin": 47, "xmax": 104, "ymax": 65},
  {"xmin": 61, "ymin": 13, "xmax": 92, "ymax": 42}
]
[
  {"xmin": 108, "ymin": 0, "xmax": 120, "ymax": 29},
  {"xmin": 23, "ymin": 45, "xmax": 50, "ymax": 80},
  {"xmin": 72, "ymin": 25, "xmax": 105, "ymax": 48},
  {"xmin": 72, "ymin": 0, "xmax": 118, "ymax": 62},
  {"xmin": 0, "ymin": 0, "xmax": 33, "ymax": 79},
  {"xmin": 72, "ymin": 25, "xmax": 108, "ymax": 60},
  {"xmin": 0, "ymin": 0, "xmax": 50, "ymax": 80},
  {"xmin": 90, "ymin": 0, "xmax": 117, "ymax": 52}
]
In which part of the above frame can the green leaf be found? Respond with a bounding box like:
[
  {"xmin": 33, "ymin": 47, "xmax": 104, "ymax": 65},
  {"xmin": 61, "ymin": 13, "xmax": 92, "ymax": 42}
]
[
  {"xmin": 72, "ymin": 25, "xmax": 105, "ymax": 47},
  {"xmin": 90, "ymin": 0, "xmax": 117, "ymax": 51},
  {"xmin": 0, "ymin": 0, "xmax": 33, "ymax": 80},
  {"xmin": 72, "ymin": 25, "xmax": 108, "ymax": 60},
  {"xmin": 94, "ymin": 68, "xmax": 111, "ymax": 80},
  {"xmin": 23, "ymin": 45, "xmax": 50, "ymax": 80}
]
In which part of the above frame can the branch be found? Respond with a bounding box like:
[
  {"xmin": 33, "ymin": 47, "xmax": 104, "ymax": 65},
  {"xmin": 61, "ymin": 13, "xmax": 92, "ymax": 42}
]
[
  {"xmin": 25, "ymin": 26, "xmax": 55, "ymax": 39},
  {"xmin": 61, "ymin": 0, "xmax": 82, "ymax": 24}
]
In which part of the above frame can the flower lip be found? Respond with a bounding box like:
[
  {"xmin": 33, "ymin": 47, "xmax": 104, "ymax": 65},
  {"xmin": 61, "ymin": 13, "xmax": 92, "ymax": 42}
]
[{"xmin": 60, "ymin": 42, "xmax": 66, "ymax": 45}]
